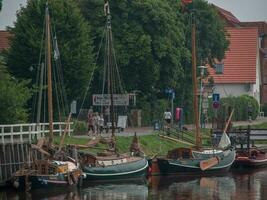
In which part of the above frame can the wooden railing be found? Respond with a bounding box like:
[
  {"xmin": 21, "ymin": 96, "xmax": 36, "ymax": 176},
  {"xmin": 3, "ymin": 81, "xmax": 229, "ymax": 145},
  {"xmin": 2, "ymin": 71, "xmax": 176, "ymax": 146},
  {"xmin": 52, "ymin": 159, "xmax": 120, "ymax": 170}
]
[{"xmin": 0, "ymin": 122, "xmax": 73, "ymax": 144}]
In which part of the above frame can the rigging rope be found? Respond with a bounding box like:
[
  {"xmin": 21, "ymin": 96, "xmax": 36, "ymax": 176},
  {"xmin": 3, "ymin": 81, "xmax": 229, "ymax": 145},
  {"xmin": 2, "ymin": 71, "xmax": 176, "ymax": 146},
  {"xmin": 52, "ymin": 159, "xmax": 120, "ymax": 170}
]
[
  {"xmin": 77, "ymin": 28, "xmax": 106, "ymax": 119},
  {"xmin": 32, "ymin": 15, "xmax": 46, "ymax": 123}
]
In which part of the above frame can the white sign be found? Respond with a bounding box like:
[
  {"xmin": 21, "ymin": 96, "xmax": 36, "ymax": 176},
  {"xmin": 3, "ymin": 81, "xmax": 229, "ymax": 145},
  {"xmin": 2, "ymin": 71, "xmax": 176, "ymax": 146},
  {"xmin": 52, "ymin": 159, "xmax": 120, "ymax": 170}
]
[
  {"xmin": 92, "ymin": 94, "xmax": 129, "ymax": 106},
  {"xmin": 70, "ymin": 100, "xmax": 77, "ymax": 114},
  {"xmin": 117, "ymin": 115, "xmax": 127, "ymax": 129}
]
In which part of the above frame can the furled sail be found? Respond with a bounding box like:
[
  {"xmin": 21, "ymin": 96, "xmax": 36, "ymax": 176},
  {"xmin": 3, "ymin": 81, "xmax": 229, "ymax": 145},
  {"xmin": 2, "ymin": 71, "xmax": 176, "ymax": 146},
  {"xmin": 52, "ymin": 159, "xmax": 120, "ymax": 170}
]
[{"xmin": 218, "ymin": 132, "xmax": 231, "ymax": 149}]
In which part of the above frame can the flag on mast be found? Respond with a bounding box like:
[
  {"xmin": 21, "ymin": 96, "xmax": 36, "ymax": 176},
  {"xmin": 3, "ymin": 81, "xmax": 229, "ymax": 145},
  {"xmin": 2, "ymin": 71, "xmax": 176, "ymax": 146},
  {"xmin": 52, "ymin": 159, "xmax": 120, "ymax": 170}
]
[
  {"xmin": 182, "ymin": 0, "xmax": 192, "ymax": 5},
  {"xmin": 104, "ymin": 1, "xmax": 110, "ymax": 16}
]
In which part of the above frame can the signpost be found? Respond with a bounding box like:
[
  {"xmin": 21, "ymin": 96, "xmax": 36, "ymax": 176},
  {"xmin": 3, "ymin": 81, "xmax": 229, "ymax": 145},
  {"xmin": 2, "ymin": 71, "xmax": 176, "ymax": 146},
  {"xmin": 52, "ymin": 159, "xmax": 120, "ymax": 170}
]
[
  {"xmin": 165, "ymin": 89, "xmax": 175, "ymax": 125},
  {"xmin": 92, "ymin": 94, "xmax": 129, "ymax": 106},
  {"xmin": 212, "ymin": 93, "xmax": 220, "ymax": 109}
]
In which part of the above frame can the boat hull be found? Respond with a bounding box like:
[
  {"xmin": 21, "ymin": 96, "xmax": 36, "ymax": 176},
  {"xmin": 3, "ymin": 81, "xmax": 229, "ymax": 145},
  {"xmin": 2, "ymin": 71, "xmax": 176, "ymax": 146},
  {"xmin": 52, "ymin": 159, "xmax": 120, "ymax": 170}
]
[
  {"xmin": 14, "ymin": 173, "xmax": 80, "ymax": 191},
  {"xmin": 233, "ymin": 155, "xmax": 267, "ymax": 168},
  {"xmin": 157, "ymin": 150, "xmax": 236, "ymax": 176},
  {"xmin": 82, "ymin": 158, "xmax": 148, "ymax": 181}
]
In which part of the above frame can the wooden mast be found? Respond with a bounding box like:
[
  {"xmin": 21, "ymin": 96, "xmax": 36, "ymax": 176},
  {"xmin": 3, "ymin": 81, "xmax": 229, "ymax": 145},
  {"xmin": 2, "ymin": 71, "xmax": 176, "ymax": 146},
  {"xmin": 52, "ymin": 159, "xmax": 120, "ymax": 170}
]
[
  {"xmin": 45, "ymin": 3, "xmax": 54, "ymax": 145},
  {"xmin": 105, "ymin": 1, "xmax": 115, "ymax": 140},
  {"xmin": 192, "ymin": 22, "xmax": 201, "ymax": 148}
]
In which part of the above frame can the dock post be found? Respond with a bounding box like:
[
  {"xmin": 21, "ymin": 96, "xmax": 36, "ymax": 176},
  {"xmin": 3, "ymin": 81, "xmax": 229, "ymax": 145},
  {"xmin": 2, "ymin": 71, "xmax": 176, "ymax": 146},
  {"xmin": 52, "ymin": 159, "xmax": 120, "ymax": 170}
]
[{"xmin": 247, "ymin": 125, "xmax": 251, "ymax": 156}]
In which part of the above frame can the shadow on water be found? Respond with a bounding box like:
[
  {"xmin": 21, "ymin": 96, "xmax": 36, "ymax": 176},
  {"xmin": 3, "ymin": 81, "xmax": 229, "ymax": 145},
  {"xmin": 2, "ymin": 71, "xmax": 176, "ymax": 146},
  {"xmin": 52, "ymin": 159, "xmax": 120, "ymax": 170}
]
[
  {"xmin": 0, "ymin": 178, "xmax": 148, "ymax": 200},
  {"xmin": 1, "ymin": 168, "xmax": 267, "ymax": 200},
  {"xmin": 148, "ymin": 167, "xmax": 267, "ymax": 200}
]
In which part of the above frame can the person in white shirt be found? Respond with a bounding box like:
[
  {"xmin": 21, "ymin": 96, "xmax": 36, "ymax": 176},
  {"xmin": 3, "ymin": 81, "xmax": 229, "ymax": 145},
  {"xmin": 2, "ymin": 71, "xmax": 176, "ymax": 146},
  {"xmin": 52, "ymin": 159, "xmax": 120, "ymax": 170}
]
[
  {"xmin": 98, "ymin": 114, "xmax": 104, "ymax": 134},
  {"xmin": 163, "ymin": 110, "xmax": 172, "ymax": 124}
]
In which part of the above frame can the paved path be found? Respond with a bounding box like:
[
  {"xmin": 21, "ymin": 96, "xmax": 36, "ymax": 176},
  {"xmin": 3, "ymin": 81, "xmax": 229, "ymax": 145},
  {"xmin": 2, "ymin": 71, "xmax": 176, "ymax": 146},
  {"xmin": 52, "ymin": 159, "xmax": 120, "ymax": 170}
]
[{"xmin": 73, "ymin": 117, "xmax": 267, "ymax": 139}]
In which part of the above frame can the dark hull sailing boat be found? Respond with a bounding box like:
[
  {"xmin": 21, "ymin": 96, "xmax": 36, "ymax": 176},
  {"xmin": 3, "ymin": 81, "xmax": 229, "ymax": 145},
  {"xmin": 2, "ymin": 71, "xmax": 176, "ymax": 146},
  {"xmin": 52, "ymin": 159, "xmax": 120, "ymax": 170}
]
[
  {"xmin": 156, "ymin": 13, "xmax": 235, "ymax": 175},
  {"xmin": 14, "ymin": 160, "xmax": 82, "ymax": 191},
  {"xmin": 80, "ymin": 1, "xmax": 148, "ymax": 181},
  {"xmin": 234, "ymin": 150, "xmax": 267, "ymax": 168},
  {"xmin": 157, "ymin": 149, "xmax": 235, "ymax": 175},
  {"xmin": 13, "ymin": 3, "xmax": 82, "ymax": 191}
]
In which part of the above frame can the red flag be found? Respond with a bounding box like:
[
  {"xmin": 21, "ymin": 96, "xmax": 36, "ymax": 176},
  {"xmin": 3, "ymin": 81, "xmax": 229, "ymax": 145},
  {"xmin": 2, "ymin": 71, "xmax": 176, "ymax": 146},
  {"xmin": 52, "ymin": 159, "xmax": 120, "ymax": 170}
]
[{"xmin": 182, "ymin": 0, "xmax": 192, "ymax": 5}]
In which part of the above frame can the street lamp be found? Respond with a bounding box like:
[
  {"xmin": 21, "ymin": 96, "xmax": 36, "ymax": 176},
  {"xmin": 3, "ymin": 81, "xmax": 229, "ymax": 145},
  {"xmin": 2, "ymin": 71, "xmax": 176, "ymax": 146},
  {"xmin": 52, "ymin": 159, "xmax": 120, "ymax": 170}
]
[{"xmin": 198, "ymin": 65, "xmax": 207, "ymax": 128}]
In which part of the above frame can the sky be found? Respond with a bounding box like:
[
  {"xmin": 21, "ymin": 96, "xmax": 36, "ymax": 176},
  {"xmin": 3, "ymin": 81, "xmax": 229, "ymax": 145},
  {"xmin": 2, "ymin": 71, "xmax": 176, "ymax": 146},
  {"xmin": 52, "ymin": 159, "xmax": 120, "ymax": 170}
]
[{"xmin": 0, "ymin": 0, "xmax": 267, "ymax": 30}]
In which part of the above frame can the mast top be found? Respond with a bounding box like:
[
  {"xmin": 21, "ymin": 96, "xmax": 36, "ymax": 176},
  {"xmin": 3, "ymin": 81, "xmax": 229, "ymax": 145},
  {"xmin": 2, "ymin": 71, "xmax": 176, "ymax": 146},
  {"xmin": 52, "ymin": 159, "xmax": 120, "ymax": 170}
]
[{"xmin": 104, "ymin": 1, "xmax": 110, "ymax": 16}]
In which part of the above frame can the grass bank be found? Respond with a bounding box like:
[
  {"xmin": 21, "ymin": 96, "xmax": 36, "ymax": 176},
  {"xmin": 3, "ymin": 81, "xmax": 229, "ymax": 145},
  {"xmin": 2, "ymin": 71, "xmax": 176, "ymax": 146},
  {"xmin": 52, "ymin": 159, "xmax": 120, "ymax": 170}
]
[
  {"xmin": 56, "ymin": 122, "xmax": 267, "ymax": 157},
  {"xmin": 54, "ymin": 133, "xmax": 191, "ymax": 157}
]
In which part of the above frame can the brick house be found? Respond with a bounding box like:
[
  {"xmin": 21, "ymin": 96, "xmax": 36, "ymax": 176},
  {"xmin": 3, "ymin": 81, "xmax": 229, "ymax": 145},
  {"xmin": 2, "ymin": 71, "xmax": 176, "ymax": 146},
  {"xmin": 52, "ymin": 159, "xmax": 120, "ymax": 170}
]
[
  {"xmin": 0, "ymin": 30, "xmax": 10, "ymax": 51},
  {"xmin": 208, "ymin": 27, "xmax": 260, "ymax": 103},
  {"xmin": 209, "ymin": 5, "xmax": 266, "ymax": 105}
]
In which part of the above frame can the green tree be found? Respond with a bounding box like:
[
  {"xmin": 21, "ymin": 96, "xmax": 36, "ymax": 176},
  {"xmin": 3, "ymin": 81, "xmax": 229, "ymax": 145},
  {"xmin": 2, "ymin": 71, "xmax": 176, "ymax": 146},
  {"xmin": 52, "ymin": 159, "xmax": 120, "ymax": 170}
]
[
  {"xmin": 184, "ymin": 0, "xmax": 229, "ymax": 63},
  {"xmin": 5, "ymin": 0, "xmax": 94, "ymax": 104},
  {"xmin": 0, "ymin": 60, "xmax": 31, "ymax": 124},
  {"xmin": 78, "ymin": 0, "xmax": 187, "ymax": 95},
  {"xmin": 78, "ymin": 0, "xmax": 229, "ymax": 123}
]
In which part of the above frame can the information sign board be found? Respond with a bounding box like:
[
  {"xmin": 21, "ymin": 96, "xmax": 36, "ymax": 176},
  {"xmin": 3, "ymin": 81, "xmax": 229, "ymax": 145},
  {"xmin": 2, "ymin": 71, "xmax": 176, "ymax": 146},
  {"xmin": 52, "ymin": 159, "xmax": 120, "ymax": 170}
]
[{"xmin": 92, "ymin": 94, "xmax": 129, "ymax": 106}]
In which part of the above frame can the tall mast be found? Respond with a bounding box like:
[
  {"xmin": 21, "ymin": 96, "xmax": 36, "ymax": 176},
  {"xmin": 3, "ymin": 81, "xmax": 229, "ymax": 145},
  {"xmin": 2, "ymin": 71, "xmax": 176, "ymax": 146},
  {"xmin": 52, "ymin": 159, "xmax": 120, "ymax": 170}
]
[
  {"xmin": 105, "ymin": 1, "xmax": 115, "ymax": 138},
  {"xmin": 192, "ymin": 22, "xmax": 201, "ymax": 148},
  {"xmin": 46, "ymin": 3, "xmax": 54, "ymax": 144}
]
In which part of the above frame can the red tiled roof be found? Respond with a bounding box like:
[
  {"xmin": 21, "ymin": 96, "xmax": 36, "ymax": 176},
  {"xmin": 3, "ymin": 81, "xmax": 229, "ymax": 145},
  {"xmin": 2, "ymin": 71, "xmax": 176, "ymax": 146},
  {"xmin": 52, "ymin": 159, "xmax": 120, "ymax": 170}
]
[
  {"xmin": 0, "ymin": 31, "xmax": 11, "ymax": 51},
  {"xmin": 212, "ymin": 5, "xmax": 240, "ymax": 27},
  {"xmin": 208, "ymin": 27, "xmax": 258, "ymax": 84}
]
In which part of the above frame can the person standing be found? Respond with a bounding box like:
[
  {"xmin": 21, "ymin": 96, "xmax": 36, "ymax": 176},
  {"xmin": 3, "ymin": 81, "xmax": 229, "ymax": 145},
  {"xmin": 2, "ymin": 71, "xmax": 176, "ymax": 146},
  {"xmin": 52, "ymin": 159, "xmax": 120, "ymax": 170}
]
[
  {"xmin": 87, "ymin": 110, "xmax": 94, "ymax": 135},
  {"xmin": 104, "ymin": 106, "xmax": 110, "ymax": 133},
  {"xmin": 94, "ymin": 112, "xmax": 100, "ymax": 135},
  {"xmin": 163, "ymin": 110, "xmax": 172, "ymax": 125},
  {"xmin": 98, "ymin": 114, "xmax": 104, "ymax": 134},
  {"xmin": 163, "ymin": 110, "xmax": 172, "ymax": 132}
]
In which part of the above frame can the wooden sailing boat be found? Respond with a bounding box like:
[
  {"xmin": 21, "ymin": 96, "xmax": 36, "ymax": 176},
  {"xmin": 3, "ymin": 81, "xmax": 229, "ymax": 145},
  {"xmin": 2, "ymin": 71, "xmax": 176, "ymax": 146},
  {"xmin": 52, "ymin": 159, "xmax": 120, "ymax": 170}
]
[
  {"xmin": 233, "ymin": 126, "xmax": 267, "ymax": 168},
  {"xmin": 156, "ymin": 16, "xmax": 236, "ymax": 175},
  {"xmin": 13, "ymin": 2, "xmax": 83, "ymax": 191},
  {"xmin": 79, "ymin": 1, "xmax": 148, "ymax": 181}
]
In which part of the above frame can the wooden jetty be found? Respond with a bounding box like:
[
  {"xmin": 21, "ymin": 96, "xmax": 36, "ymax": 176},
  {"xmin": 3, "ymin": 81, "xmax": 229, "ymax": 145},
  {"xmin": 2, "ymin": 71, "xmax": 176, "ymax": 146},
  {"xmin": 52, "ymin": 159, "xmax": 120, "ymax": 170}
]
[{"xmin": 0, "ymin": 122, "xmax": 73, "ymax": 186}]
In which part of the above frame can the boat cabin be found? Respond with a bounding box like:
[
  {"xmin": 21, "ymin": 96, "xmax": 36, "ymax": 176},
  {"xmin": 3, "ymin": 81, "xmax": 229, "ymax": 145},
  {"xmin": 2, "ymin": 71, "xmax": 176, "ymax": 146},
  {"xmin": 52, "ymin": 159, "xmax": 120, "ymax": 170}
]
[{"xmin": 167, "ymin": 148, "xmax": 193, "ymax": 159}]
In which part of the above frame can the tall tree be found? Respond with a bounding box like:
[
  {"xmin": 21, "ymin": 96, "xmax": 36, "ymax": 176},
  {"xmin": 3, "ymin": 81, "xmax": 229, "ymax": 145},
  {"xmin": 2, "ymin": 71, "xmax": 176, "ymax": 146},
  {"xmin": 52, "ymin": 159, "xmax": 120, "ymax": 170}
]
[
  {"xmin": 5, "ymin": 0, "xmax": 95, "ymax": 104},
  {"xmin": 0, "ymin": 60, "xmax": 31, "ymax": 124},
  {"xmin": 78, "ymin": 0, "xmax": 187, "ymax": 96},
  {"xmin": 183, "ymin": 0, "xmax": 229, "ymax": 63},
  {"xmin": 78, "ymin": 0, "xmax": 229, "ymax": 123}
]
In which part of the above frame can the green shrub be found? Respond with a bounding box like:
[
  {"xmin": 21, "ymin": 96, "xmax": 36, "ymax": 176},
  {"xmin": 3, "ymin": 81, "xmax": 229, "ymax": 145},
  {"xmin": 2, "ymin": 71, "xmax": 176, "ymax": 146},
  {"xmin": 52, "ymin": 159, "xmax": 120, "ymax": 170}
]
[
  {"xmin": 208, "ymin": 95, "xmax": 259, "ymax": 121},
  {"xmin": 73, "ymin": 120, "xmax": 87, "ymax": 135},
  {"xmin": 140, "ymin": 98, "xmax": 169, "ymax": 126}
]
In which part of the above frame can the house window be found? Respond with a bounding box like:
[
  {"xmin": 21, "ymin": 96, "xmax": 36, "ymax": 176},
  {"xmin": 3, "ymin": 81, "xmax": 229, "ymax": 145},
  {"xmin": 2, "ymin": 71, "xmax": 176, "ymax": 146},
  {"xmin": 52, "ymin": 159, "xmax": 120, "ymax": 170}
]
[{"xmin": 215, "ymin": 63, "xmax": 224, "ymax": 74}]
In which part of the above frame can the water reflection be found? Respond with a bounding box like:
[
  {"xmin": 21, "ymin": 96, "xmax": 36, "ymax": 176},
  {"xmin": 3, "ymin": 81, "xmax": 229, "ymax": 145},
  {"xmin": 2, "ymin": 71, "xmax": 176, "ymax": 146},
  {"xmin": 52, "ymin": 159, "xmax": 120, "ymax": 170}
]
[
  {"xmin": 1, "ymin": 168, "xmax": 267, "ymax": 200},
  {"xmin": 0, "ymin": 179, "xmax": 148, "ymax": 200}
]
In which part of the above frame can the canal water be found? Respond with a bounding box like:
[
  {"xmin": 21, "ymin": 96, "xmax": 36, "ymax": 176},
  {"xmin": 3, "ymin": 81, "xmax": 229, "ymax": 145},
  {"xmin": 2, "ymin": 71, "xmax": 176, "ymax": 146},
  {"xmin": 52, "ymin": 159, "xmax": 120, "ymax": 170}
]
[{"xmin": 1, "ymin": 168, "xmax": 267, "ymax": 200}]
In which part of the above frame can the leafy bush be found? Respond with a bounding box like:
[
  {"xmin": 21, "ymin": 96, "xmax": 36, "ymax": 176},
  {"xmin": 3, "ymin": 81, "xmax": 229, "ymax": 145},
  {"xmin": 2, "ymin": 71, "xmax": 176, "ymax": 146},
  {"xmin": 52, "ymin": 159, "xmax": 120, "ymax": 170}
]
[
  {"xmin": 208, "ymin": 95, "xmax": 259, "ymax": 121},
  {"xmin": 73, "ymin": 120, "xmax": 87, "ymax": 135},
  {"xmin": 0, "ymin": 61, "xmax": 31, "ymax": 124}
]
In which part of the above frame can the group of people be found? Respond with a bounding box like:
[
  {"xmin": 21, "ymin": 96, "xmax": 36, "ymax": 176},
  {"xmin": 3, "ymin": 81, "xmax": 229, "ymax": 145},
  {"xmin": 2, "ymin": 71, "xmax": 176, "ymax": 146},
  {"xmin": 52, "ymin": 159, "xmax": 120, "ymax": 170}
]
[
  {"xmin": 87, "ymin": 110, "xmax": 105, "ymax": 135},
  {"xmin": 87, "ymin": 106, "xmax": 111, "ymax": 135}
]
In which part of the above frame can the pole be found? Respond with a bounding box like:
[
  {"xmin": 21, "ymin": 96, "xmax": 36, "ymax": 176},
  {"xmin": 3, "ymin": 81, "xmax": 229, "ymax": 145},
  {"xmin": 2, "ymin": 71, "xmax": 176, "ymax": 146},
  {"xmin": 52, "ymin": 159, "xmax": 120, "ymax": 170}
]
[
  {"xmin": 37, "ymin": 63, "xmax": 44, "ymax": 124},
  {"xmin": 192, "ymin": 23, "xmax": 201, "ymax": 148},
  {"xmin": 106, "ymin": 1, "xmax": 116, "ymax": 146},
  {"xmin": 171, "ymin": 92, "xmax": 174, "ymax": 125},
  {"xmin": 198, "ymin": 66, "xmax": 206, "ymax": 128},
  {"xmin": 46, "ymin": 5, "xmax": 53, "ymax": 145},
  {"xmin": 199, "ymin": 74, "xmax": 203, "ymax": 128}
]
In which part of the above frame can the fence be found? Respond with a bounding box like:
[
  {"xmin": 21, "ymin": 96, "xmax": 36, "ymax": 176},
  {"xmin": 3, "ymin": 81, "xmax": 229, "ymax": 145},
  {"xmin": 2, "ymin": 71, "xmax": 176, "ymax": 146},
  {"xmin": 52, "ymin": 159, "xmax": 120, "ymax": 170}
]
[{"xmin": 0, "ymin": 122, "xmax": 73, "ymax": 186}]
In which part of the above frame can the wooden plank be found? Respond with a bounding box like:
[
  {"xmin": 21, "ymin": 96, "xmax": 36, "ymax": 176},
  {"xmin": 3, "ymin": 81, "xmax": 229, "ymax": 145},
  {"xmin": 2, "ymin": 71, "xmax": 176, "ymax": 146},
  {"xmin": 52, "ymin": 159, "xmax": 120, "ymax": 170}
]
[
  {"xmin": 158, "ymin": 134, "xmax": 194, "ymax": 146},
  {"xmin": 200, "ymin": 157, "xmax": 220, "ymax": 171}
]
